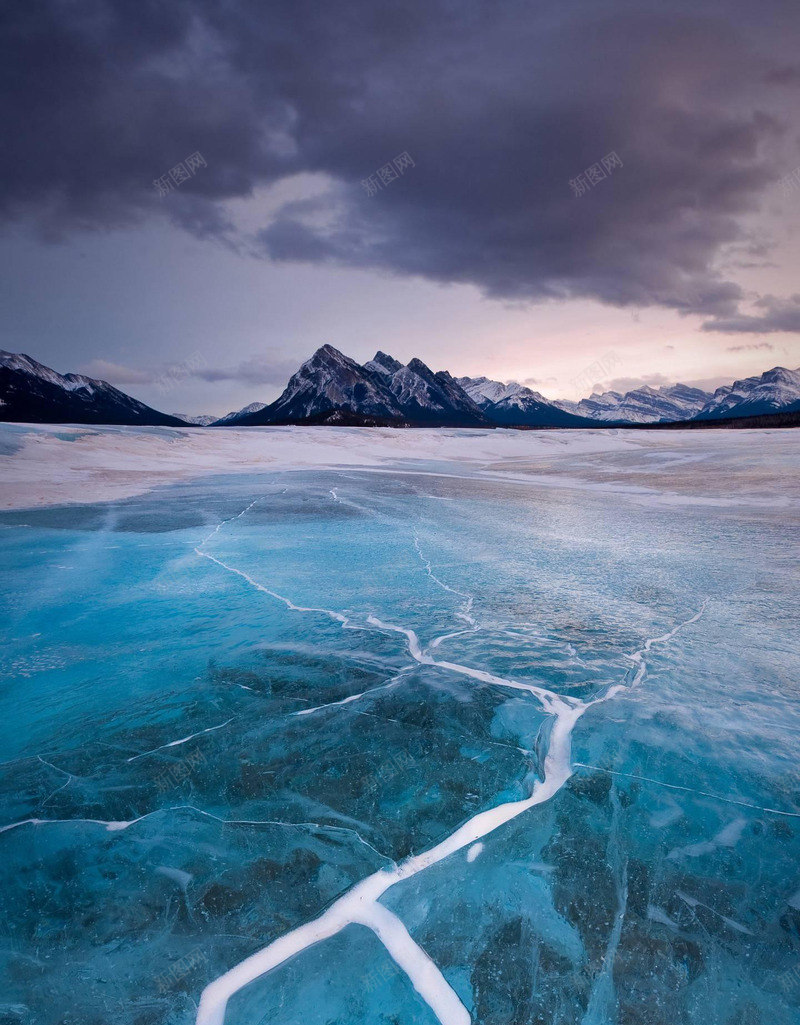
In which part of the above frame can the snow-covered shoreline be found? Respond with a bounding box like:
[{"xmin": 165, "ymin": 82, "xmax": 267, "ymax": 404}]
[{"xmin": 0, "ymin": 421, "xmax": 797, "ymax": 512}]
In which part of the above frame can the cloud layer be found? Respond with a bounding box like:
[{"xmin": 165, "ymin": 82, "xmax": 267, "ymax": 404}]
[{"xmin": 3, "ymin": 0, "xmax": 800, "ymax": 329}]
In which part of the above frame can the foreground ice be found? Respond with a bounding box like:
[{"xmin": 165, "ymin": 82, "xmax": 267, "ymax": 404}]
[{"xmin": 0, "ymin": 424, "xmax": 799, "ymax": 1025}]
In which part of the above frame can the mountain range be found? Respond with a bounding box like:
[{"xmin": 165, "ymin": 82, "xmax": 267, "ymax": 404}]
[
  {"xmin": 552, "ymin": 368, "xmax": 800, "ymax": 422},
  {"xmin": 216, "ymin": 345, "xmax": 589, "ymax": 428},
  {"xmin": 693, "ymin": 366, "xmax": 800, "ymax": 420},
  {"xmin": 172, "ymin": 412, "xmax": 218, "ymax": 426},
  {"xmin": 454, "ymin": 375, "xmax": 589, "ymax": 427},
  {"xmin": 213, "ymin": 347, "xmax": 800, "ymax": 427},
  {"xmin": 553, "ymin": 383, "xmax": 712, "ymax": 423},
  {"xmin": 2, "ymin": 346, "xmax": 799, "ymax": 428}
]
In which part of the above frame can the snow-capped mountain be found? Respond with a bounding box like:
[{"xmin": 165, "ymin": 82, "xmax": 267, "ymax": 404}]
[
  {"xmin": 386, "ymin": 359, "xmax": 487, "ymax": 424},
  {"xmin": 456, "ymin": 375, "xmax": 591, "ymax": 426},
  {"xmin": 695, "ymin": 366, "xmax": 800, "ymax": 420},
  {"xmin": 456, "ymin": 376, "xmax": 531, "ymax": 406},
  {"xmin": 366, "ymin": 351, "xmax": 491, "ymax": 422},
  {"xmin": 555, "ymin": 391, "xmax": 622, "ymax": 419},
  {"xmin": 463, "ymin": 368, "xmax": 800, "ymax": 424},
  {"xmin": 172, "ymin": 413, "xmax": 216, "ymax": 426},
  {"xmin": 363, "ymin": 351, "xmax": 404, "ymax": 377},
  {"xmin": 555, "ymin": 383, "xmax": 712, "ymax": 423},
  {"xmin": 221, "ymin": 345, "xmax": 490, "ymax": 427},
  {"xmin": 212, "ymin": 402, "xmax": 268, "ymax": 426},
  {"xmin": 0, "ymin": 350, "xmax": 185, "ymax": 426},
  {"xmin": 226, "ymin": 345, "xmax": 406, "ymax": 425},
  {"xmin": 486, "ymin": 391, "xmax": 591, "ymax": 427}
]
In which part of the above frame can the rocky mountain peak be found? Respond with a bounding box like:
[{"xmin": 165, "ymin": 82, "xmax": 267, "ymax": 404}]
[{"xmin": 367, "ymin": 351, "xmax": 404, "ymax": 375}]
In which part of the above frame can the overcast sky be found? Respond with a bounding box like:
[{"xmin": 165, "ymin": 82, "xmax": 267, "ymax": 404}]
[{"xmin": 2, "ymin": 0, "xmax": 800, "ymax": 416}]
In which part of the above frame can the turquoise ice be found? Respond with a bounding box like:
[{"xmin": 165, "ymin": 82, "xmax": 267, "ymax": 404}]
[{"xmin": 1, "ymin": 430, "xmax": 799, "ymax": 1025}]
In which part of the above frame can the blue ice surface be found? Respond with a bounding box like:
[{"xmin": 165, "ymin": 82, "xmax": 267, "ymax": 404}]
[
  {"xmin": 0, "ymin": 453, "xmax": 799, "ymax": 1025},
  {"xmin": 0, "ymin": 423, "xmax": 36, "ymax": 456}
]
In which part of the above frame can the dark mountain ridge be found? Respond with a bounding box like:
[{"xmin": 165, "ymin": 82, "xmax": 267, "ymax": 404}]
[{"xmin": 0, "ymin": 351, "xmax": 184, "ymax": 426}]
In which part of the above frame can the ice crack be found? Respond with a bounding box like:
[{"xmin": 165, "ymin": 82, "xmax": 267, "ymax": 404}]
[
  {"xmin": 196, "ymin": 698, "xmax": 589, "ymax": 1025},
  {"xmin": 126, "ymin": 718, "xmax": 236, "ymax": 763},
  {"xmin": 413, "ymin": 529, "xmax": 476, "ymax": 629},
  {"xmin": 624, "ymin": 600, "xmax": 708, "ymax": 687},
  {"xmin": 190, "ymin": 514, "xmax": 708, "ymax": 1025}
]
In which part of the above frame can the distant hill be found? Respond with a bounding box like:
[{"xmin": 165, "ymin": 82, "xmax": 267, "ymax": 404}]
[
  {"xmin": 553, "ymin": 383, "xmax": 713, "ymax": 422},
  {"xmin": 692, "ymin": 366, "xmax": 800, "ymax": 421},
  {"xmin": 457, "ymin": 374, "xmax": 595, "ymax": 427},
  {"xmin": 214, "ymin": 402, "xmax": 268, "ymax": 425},
  {"xmin": 639, "ymin": 408, "xmax": 800, "ymax": 430},
  {"xmin": 0, "ymin": 351, "xmax": 185, "ymax": 426},
  {"xmin": 172, "ymin": 413, "xmax": 217, "ymax": 426}
]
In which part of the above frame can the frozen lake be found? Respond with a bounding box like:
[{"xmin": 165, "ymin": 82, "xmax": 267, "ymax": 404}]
[{"xmin": 1, "ymin": 425, "xmax": 799, "ymax": 1025}]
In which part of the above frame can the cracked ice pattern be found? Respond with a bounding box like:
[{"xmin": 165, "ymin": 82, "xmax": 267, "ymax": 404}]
[{"xmin": 0, "ymin": 434, "xmax": 799, "ymax": 1025}]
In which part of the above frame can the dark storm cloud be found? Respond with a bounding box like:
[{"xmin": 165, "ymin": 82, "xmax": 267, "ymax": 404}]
[
  {"xmin": 2, "ymin": 0, "xmax": 799, "ymax": 326},
  {"xmin": 703, "ymin": 295, "xmax": 800, "ymax": 333}
]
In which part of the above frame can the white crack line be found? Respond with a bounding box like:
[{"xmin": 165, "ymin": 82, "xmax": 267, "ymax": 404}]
[
  {"xmin": 0, "ymin": 806, "xmax": 392, "ymax": 863},
  {"xmin": 413, "ymin": 529, "xmax": 476, "ymax": 629},
  {"xmin": 126, "ymin": 718, "xmax": 236, "ymax": 763},
  {"xmin": 192, "ymin": 527, "xmax": 707, "ymax": 1025}
]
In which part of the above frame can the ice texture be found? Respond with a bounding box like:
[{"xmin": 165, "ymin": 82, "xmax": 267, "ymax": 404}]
[{"xmin": 0, "ymin": 425, "xmax": 799, "ymax": 1025}]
